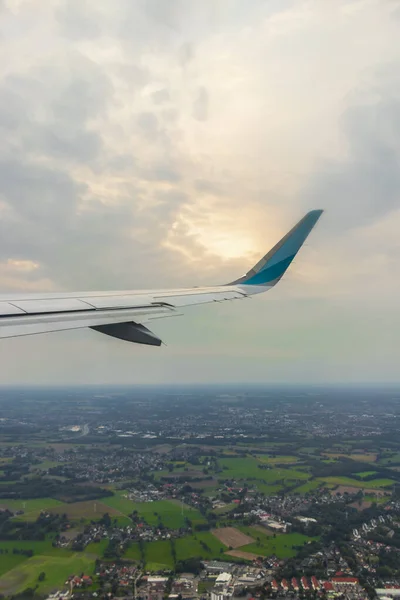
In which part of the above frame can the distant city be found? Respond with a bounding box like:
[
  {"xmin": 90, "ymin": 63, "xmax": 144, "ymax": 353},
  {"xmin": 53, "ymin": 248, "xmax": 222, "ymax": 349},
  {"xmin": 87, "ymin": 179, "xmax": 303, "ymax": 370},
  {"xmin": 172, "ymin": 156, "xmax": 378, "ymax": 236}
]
[{"xmin": 0, "ymin": 385, "xmax": 399, "ymax": 600}]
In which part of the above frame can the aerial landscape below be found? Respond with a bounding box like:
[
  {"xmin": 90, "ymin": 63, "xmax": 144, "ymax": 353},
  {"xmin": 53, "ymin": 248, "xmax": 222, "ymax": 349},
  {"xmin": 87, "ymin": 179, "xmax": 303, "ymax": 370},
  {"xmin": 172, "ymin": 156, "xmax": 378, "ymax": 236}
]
[{"xmin": 0, "ymin": 385, "xmax": 398, "ymax": 600}]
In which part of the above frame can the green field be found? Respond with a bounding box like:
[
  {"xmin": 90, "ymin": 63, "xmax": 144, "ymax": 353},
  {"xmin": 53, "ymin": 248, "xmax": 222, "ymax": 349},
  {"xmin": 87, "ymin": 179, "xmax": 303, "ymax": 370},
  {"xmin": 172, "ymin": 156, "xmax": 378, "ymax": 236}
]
[
  {"xmin": 124, "ymin": 532, "xmax": 227, "ymax": 568},
  {"xmin": 257, "ymin": 455, "xmax": 299, "ymax": 465},
  {"xmin": 0, "ymin": 554, "xmax": 30, "ymax": 577},
  {"xmin": 101, "ymin": 495, "xmax": 205, "ymax": 528},
  {"xmin": 31, "ymin": 460, "xmax": 65, "ymax": 471},
  {"xmin": 364, "ymin": 494, "xmax": 388, "ymax": 504},
  {"xmin": 355, "ymin": 471, "xmax": 378, "ymax": 479},
  {"xmin": 379, "ymin": 453, "xmax": 400, "ymax": 466},
  {"xmin": 0, "ymin": 540, "xmax": 56, "ymax": 556},
  {"xmin": 238, "ymin": 526, "xmax": 274, "ymax": 545},
  {"xmin": 319, "ymin": 476, "xmax": 394, "ymax": 489},
  {"xmin": 0, "ymin": 553, "xmax": 94, "ymax": 595},
  {"xmin": 85, "ymin": 539, "xmax": 109, "ymax": 557},
  {"xmin": 219, "ymin": 457, "xmax": 309, "ymax": 483},
  {"xmin": 240, "ymin": 532, "xmax": 316, "ymax": 558},
  {"xmin": 254, "ymin": 483, "xmax": 284, "ymax": 495},
  {"xmin": 0, "ymin": 498, "xmax": 63, "ymax": 514},
  {"xmin": 292, "ymin": 480, "xmax": 321, "ymax": 494}
]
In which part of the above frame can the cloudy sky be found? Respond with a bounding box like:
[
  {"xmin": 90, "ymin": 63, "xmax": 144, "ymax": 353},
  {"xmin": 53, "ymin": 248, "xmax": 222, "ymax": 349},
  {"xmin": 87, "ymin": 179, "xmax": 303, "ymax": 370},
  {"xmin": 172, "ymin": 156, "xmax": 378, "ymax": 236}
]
[{"xmin": 0, "ymin": 0, "xmax": 399, "ymax": 385}]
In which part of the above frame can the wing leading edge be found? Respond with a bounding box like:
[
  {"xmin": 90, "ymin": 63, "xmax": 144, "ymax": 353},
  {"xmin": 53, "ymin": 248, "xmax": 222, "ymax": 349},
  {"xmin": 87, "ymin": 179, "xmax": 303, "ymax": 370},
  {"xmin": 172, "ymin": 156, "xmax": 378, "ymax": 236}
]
[{"xmin": 0, "ymin": 210, "xmax": 323, "ymax": 344}]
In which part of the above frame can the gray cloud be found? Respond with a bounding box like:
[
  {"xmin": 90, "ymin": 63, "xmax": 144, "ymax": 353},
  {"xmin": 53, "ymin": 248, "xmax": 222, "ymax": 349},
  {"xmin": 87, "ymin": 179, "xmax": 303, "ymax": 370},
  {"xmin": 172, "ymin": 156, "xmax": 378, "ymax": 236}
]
[
  {"xmin": 151, "ymin": 89, "xmax": 170, "ymax": 105},
  {"xmin": 56, "ymin": 0, "xmax": 101, "ymax": 40},
  {"xmin": 303, "ymin": 79, "xmax": 400, "ymax": 229},
  {"xmin": 192, "ymin": 86, "xmax": 209, "ymax": 121}
]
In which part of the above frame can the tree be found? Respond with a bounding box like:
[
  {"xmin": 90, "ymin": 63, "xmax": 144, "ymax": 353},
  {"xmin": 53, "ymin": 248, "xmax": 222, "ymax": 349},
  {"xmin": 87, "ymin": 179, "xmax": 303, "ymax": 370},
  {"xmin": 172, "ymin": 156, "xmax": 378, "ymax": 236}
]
[{"xmin": 38, "ymin": 572, "xmax": 46, "ymax": 582}]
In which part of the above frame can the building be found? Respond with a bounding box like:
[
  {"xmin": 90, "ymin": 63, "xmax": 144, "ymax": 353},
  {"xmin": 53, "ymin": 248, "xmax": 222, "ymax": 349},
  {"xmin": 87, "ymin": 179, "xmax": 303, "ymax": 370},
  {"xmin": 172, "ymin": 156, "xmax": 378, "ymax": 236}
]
[
  {"xmin": 291, "ymin": 578, "xmax": 299, "ymax": 591},
  {"xmin": 331, "ymin": 577, "xmax": 359, "ymax": 586},
  {"xmin": 204, "ymin": 561, "xmax": 234, "ymax": 574},
  {"xmin": 301, "ymin": 577, "xmax": 310, "ymax": 590},
  {"xmin": 271, "ymin": 580, "xmax": 279, "ymax": 591},
  {"xmin": 215, "ymin": 573, "xmax": 232, "ymax": 587},
  {"xmin": 211, "ymin": 593, "xmax": 226, "ymax": 600},
  {"xmin": 281, "ymin": 579, "xmax": 289, "ymax": 591},
  {"xmin": 311, "ymin": 576, "xmax": 319, "ymax": 590}
]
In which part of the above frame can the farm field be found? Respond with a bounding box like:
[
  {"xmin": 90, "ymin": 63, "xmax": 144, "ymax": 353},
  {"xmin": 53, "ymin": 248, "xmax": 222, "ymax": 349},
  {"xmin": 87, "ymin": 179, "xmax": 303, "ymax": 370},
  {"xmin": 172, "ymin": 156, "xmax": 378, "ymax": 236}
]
[
  {"xmin": 240, "ymin": 533, "xmax": 316, "ymax": 559},
  {"xmin": 379, "ymin": 453, "xmax": 400, "ymax": 465},
  {"xmin": 319, "ymin": 476, "xmax": 394, "ymax": 489},
  {"xmin": 0, "ymin": 552, "xmax": 94, "ymax": 596},
  {"xmin": 226, "ymin": 549, "xmax": 259, "ymax": 560},
  {"xmin": 175, "ymin": 532, "xmax": 227, "ymax": 559},
  {"xmin": 238, "ymin": 526, "xmax": 277, "ymax": 546},
  {"xmin": 124, "ymin": 532, "xmax": 228, "ymax": 568},
  {"xmin": 355, "ymin": 471, "xmax": 378, "ymax": 479},
  {"xmin": 322, "ymin": 452, "xmax": 377, "ymax": 463},
  {"xmin": 211, "ymin": 527, "xmax": 253, "ymax": 548},
  {"xmin": 292, "ymin": 480, "xmax": 321, "ymax": 494},
  {"xmin": 13, "ymin": 499, "xmax": 123, "ymax": 523},
  {"xmin": 0, "ymin": 554, "xmax": 30, "ymax": 577},
  {"xmin": 257, "ymin": 455, "xmax": 299, "ymax": 465},
  {"xmin": 101, "ymin": 495, "xmax": 205, "ymax": 528},
  {"xmin": 219, "ymin": 457, "xmax": 309, "ymax": 483},
  {"xmin": 0, "ymin": 498, "xmax": 63, "ymax": 514},
  {"xmin": 255, "ymin": 483, "xmax": 284, "ymax": 495}
]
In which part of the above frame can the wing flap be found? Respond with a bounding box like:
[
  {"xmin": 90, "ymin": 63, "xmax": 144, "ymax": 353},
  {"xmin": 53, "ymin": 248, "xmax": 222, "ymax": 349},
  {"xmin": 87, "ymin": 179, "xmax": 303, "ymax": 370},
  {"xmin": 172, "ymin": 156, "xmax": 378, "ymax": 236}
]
[{"xmin": 91, "ymin": 322, "xmax": 162, "ymax": 346}]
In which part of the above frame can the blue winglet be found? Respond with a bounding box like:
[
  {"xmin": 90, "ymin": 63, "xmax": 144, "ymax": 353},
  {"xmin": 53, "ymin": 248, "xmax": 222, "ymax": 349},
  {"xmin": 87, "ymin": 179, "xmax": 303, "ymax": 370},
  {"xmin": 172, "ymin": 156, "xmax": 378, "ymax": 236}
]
[{"xmin": 228, "ymin": 210, "xmax": 323, "ymax": 287}]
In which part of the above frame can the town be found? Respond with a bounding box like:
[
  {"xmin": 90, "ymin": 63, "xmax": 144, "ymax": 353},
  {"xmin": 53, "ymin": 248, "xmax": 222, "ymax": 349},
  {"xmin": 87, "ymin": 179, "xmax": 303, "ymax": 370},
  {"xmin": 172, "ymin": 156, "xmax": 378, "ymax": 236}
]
[{"xmin": 0, "ymin": 385, "xmax": 399, "ymax": 600}]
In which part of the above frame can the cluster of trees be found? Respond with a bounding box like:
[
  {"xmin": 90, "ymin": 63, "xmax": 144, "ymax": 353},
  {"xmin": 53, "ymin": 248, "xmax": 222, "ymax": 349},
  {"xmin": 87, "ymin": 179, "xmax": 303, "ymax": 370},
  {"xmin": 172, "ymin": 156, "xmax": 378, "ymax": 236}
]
[
  {"xmin": 0, "ymin": 548, "xmax": 34, "ymax": 557},
  {"xmin": 309, "ymin": 457, "xmax": 399, "ymax": 484},
  {"xmin": 175, "ymin": 557, "xmax": 203, "ymax": 574},
  {"xmin": 0, "ymin": 511, "xmax": 70, "ymax": 542},
  {"xmin": 0, "ymin": 477, "xmax": 113, "ymax": 502}
]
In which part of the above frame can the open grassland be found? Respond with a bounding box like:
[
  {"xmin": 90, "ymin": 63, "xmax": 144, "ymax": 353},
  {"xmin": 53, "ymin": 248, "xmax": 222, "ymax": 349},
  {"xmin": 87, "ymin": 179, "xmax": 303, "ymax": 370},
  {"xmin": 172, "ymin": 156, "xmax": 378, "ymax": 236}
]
[
  {"xmin": 292, "ymin": 480, "xmax": 321, "ymax": 494},
  {"xmin": 0, "ymin": 552, "xmax": 94, "ymax": 596},
  {"xmin": 43, "ymin": 500, "xmax": 122, "ymax": 521},
  {"xmin": 319, "ymin": 476, "xmax": 394, "ymax": 489},
  {"xmin": 240, "ymin": 533, "xmax": 316, "ymax": 559},
  {"xmin": 257, "ymin": 455, "xmax": 299, "ymax": 465},
  {"xmin": 226, "ymin": 549, "xmax": 259, "ymax": 560},
  {"xmin": 101, "ymin": 494, "xmax": 205, "ymax": 528},
  {"xmin": 213, "ymin": 502, "xmax": 236, "ymax": 515},
  {"xmin": 0, "ymin": 498, "xmax": 63, "ymax": 514},
  {"xmin": 238, "ymin": 525, "xmax": 275, "ymax": 543},
  {"xmin": 219, "ymin": 457, "xmax": 309, "ymax": 484},
  {"xmin": 85, "ymin": 539, "xmax": 109, "ymax": 557},
  {"xmin": 379, "ymin": 453, "xmax": 400, "ymax": 466},
  {"xmin": 0, "ymin": 540, "xmax": 57, "ymax": 556},
  {"xmin": 323, "ymin": 452, "xmax": 377, "ymax": 463},
  {"xmin": 176, "ymin": 532, "xmax": 227, "ymax": 559},
  {"xmin": 255, "ymin": 483, "xmax": 284, "ymax": 495},
  {"xmin": 124, "ymin": 532, "xmax": 227, "ymax": 568},
  {"xmin": 355, "ymin": 471, "xmax": 378, "ymax": 479},
  {"xmin": 0, "ymin": 554, "xmax": 30, "ymax": 577}
]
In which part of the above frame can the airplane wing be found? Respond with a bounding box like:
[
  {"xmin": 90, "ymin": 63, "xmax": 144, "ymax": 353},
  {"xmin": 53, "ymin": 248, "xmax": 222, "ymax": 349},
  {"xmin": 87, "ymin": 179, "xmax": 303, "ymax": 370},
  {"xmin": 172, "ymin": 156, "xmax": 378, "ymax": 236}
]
[{"xmin": 0, "ymin": 210, "xmax": 323, "ymax": 345}]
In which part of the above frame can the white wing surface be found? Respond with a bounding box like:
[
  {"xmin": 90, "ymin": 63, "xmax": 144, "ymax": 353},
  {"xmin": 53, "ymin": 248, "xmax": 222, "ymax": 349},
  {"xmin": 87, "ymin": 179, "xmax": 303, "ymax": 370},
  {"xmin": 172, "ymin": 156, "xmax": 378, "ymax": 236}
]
[{"xmin": 0, "ymin": 210, "xmax": 323, "ymax": 345}]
